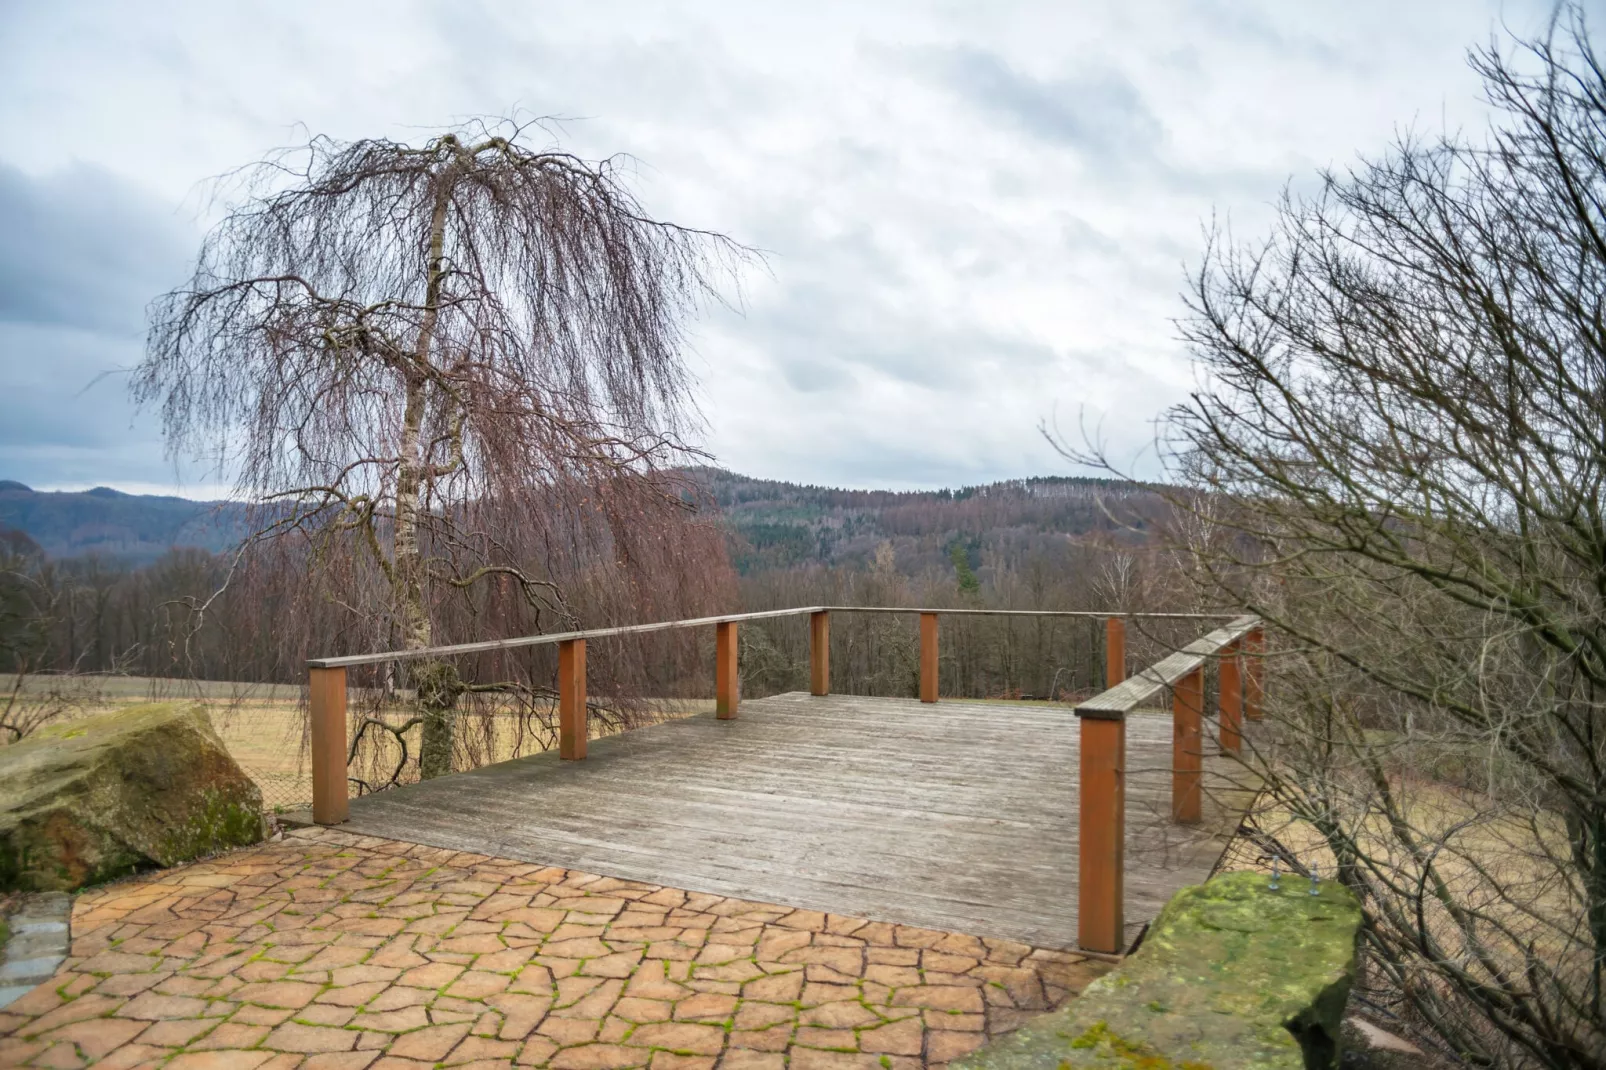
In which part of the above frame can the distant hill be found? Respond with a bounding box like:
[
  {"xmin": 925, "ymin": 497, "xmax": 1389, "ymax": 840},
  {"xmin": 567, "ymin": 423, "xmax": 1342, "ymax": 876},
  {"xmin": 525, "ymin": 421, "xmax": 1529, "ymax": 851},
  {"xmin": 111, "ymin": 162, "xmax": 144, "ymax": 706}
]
[
  {"xmin": 683, "ymin": 468, "xmax": 1167, "ymax": 575},
  {"xmin": 0, "ymin": 481, "xmax": 248, "ymax": 562},
  {"xmin": 0, "ymin": 470, "xmax": 1167, "ymax": 568}
]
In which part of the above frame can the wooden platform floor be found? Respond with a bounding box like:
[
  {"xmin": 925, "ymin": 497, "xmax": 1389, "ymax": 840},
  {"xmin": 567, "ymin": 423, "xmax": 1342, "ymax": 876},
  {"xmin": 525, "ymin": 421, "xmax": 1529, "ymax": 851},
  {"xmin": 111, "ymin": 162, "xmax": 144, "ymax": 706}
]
[{"xmin": 339, "ymin": 692, "xmax": 1253, "ymax": 950}]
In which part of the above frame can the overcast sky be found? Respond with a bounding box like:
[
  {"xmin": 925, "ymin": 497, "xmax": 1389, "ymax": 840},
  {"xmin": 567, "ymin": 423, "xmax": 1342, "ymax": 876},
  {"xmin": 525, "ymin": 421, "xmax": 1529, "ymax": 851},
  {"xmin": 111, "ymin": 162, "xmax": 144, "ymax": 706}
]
[{"xmin": 0, "ymin": 0, "xmax": 1560, "ymax": 496}]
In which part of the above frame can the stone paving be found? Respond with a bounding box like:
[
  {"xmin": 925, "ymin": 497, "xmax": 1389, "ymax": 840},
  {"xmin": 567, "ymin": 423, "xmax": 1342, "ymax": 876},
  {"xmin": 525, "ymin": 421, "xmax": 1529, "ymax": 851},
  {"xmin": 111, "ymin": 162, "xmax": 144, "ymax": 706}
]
[
  {"xmin": 0, "ymin": 827, "xmax": 1109, "ymax": 1069},
  {"xmin": 1, "ymin": 893, "xmax": 72, "ymax": 1008}
]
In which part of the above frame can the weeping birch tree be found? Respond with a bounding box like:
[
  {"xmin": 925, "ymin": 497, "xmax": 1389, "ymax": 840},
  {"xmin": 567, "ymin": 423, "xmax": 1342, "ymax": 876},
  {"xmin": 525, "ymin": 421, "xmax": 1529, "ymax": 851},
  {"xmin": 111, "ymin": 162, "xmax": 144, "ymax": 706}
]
[{"xmin": 136, "ymin": 119, "xmax": 748, "ymax": 778}]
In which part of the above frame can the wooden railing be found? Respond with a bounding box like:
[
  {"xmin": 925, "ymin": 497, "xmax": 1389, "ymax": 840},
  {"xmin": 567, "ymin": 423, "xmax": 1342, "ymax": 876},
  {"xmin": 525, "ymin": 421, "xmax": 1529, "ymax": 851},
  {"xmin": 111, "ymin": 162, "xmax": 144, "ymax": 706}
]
[
  {"xmin": 306, "ymin": 605, "xmax": 1260, "ymax": 956},
  {"xmin": 1075, "ymin": 614, "xmax": 1263, "ymax": 954}
]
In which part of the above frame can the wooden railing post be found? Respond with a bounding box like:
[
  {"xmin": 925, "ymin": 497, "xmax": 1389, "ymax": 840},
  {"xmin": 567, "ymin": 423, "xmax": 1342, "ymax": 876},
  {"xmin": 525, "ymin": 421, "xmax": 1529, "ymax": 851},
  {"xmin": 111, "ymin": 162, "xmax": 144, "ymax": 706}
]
[
  {"xmin": 716, "ymin": 621, "xmax": 739, "ymax": 719},
  {"xmin": 1245, "ymin": 626, "xmax": 1264, "ymax": 721},
  {"xmin": 1105, "ymin": 616, "xmax": 1126, "ymax": 688},
  {"xmin": 1077, "ymin": 710, "xmax": 1125, "ymax": 954},
  {"xmin": 559, "ymin": 638, "xmax": 587, "ymax": 760},
  {"xmin": 309, "ymin": 665, "xmax": 349, "ymax": 825},
  {"xmin": 1219, "ymin": 641, "xmax": 1243, "ymax": 755},
  {"xmin": 810, "ymin": 611, "xmax": 830, "ymax": 696},
  {"xmin": 1173, "ymin": 665, "xmax": 1203, "ymax": 824},
  {"xmin": 919, "ymin": 612, "xmax": 939, "ymax": 703}
]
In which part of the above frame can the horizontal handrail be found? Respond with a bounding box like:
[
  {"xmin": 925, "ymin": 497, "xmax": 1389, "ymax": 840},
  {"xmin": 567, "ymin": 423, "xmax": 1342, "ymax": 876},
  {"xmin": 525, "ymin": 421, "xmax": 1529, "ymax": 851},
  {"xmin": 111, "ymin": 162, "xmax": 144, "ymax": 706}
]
[
  {"xmin": 307, "ymin": 605, "xmax": 1240, "ymax": 669},
  {"xmin": 1074, "ymin": 614, "xmax": 1260, "ymax": 719}
]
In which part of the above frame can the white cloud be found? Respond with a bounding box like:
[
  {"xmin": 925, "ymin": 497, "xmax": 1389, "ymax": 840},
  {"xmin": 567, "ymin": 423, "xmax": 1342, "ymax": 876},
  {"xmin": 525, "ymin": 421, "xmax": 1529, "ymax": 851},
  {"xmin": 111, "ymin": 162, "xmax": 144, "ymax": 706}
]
[{"xmin": 0, "ymin": 0, "xmax": 1558, "ymax": 494}]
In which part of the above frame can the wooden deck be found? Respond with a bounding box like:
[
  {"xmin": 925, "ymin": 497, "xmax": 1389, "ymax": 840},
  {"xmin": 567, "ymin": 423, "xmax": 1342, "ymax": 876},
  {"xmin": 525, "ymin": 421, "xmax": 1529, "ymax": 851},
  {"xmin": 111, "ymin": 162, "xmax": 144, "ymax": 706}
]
[{"xmin": 338, "ymin": 692, "xmax": 1253, "ymax": 951}]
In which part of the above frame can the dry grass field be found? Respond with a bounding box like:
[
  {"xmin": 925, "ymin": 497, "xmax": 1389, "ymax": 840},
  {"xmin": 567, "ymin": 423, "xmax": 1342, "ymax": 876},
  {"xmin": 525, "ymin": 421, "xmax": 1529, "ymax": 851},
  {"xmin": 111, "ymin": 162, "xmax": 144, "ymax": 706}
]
[{"xmin": 2, "ymin": 674, "xmax": 713, "ymax": 811}]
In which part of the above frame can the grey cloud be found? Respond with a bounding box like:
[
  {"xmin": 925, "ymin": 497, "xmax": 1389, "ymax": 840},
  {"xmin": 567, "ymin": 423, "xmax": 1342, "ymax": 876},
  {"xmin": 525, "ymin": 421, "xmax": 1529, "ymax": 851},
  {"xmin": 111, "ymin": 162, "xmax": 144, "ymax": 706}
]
[
  {"xmin": 0, "ymin": 163, "xmax": 193, "ymax": 335},
  {"xmin": 0, "ymin": 165, "xmax": 193, "ymax": 486},
  {"xmin": 0, "ymin": 0, "xmax": 1555, "ymax": 494},
  {"xmin": 901, "ymin": 45, "xmax": 1164, "ymax": 163},
  {"xmin": 748, "ymin": 269, "xmax": 1058, "ymax": 396}
]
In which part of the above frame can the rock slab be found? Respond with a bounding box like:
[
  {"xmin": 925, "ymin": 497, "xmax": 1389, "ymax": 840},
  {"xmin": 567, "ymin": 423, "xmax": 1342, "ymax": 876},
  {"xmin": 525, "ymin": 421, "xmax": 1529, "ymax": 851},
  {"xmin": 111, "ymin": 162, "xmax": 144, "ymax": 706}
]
[
  {"xmin": 0, "ymin": 702, "xmax": 265, "ymax": 891},
  {"xmin": 955, "ymin": 870, "xmax": 1362, "ymax": 1069}
]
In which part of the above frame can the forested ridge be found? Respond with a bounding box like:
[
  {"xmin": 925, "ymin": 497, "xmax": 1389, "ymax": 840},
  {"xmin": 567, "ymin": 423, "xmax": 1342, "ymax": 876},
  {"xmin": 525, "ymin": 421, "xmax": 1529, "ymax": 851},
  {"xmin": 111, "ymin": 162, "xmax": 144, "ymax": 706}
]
[
  {"xmin": 0, "ymin": 469, "xmax": 1163, "ymax": 568},
  {"xmin": 0, "ymin": 468, "xmax": 1174, "ymax": 688}
]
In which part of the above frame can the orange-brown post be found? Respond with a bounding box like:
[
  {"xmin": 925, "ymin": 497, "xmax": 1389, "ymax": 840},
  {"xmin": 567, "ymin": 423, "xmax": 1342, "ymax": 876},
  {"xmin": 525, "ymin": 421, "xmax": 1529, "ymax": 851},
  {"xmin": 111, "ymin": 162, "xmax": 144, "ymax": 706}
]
[
  {"xmin": 1219, "ymin": 641, "xmax": 1243, "ymax": 755},
  {"xmin": 309, "ymin": 665, "xmax": 349, "ymax": 825},
  {"xmin": 1105, "ymin": 616, "xmax": 1126, "ymax": 688},
  {"xmin": 1245, "ymin": 626, "xmax": 1265, "ymax": 721},
  {"xmin": 559, "ymin": 638, "xmax": 588, "ymax": 760},
  {"xmin": 1077, "ymin": 712, "xmax": 1126, "ymax": 954},
  {"xmin": 716, "ymin": 621, "xmax": 739, "ymax": 719},
  {"xmin": 919, "ymin": 612, "xmax": 939, "ymax": 703},
  {"xmin": 810, "ymin": 611, "xmax": 831, "ymax": 696},
  {"xmin": 1172, "ymin": 665, "xmax": 1203, "ymax": 824}
]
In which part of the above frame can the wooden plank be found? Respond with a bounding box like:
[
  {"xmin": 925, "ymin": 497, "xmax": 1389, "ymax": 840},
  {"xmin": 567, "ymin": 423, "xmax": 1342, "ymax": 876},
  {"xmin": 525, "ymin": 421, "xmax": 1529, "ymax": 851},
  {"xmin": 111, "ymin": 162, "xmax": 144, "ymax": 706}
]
[
  {"xmin": 716, "ymin": 621, "xmax": 739, "ymax": 719},
  {"xmin": 1078, "ymin": 715, "xmax": 1124, "ymax": 953},
  {"xmin": 309, "ymin": 608, "xmax": 825, "ymax": 669},
  {"xmin": 1105, "ymin": 616, "xmax": 1126, "ymax": 688},
  {"xmin": 340, "ymin": 693, "xmax": 1251, "ymax": 949},
  {"xmin": 1077, "ymin": 615, "xmax": 1259, "ymax": 719},
  {"xmin": 817, "ymin": 608, "xmax": 1232, "ymax": 620},
  {"xmin": 1172, "ymin": 666, "xmax": 1203, "ymax": 824},
  {"xmin": 558, "ymin": 639, "xmax": 587, "ymax": 760},
  {"xmin": 919, "ymin": 613, "xmax": 938, "ymax": 703},
  {"xmin": 310, "ymin": 607, "xmax": 1239, "ymax": 669},
  {"xmin": 810, "ymin": 611, "xmax": 830, "ymax": 696},
  {"xmin": 1245, "ymin": 626, "xmax": 1265, "ymax": 721},
  {"xmin": 309, "ymin": 666, "xmax": 348, "ymax": 825},
  {"xmin": 1219, "ymin": 642, "xmax": 1242, "ymax": 755}
]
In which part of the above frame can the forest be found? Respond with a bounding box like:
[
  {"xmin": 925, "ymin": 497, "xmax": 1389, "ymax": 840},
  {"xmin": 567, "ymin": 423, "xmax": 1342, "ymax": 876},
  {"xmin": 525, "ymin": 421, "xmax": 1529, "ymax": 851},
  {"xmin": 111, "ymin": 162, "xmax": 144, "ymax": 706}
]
[{"xmin": 0, "ymin": 467, "xmax": 1185, "ymax": 698}]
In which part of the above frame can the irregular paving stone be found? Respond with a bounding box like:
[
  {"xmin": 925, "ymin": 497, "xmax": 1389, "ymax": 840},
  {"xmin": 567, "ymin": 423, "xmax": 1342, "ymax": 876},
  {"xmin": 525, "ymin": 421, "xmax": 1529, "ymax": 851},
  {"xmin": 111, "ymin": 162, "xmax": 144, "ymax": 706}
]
[
  {"xmin": 799, "ymin": 1002, "xmax": 879, "ymax": 1029},
  {"xmin": 0, "ymin": 829, "xmax": 1108, "ymax": 1070},
  {"xmin": 733, "ymin": 1002, "xmax": 795, "ymax": 1030},
  {"xmin": 549, "ymin": 1042, "xmax": 652, "ymax": 1069},
  {"xmin": 263, "ymin": 1020, "xmax": 361, "ymax": 1053},
  {"xmin": 390, "ymin": 1021, "xmax": 476, "ymax": 1061},
  {"xmin": 860, "ymin": 1017, "xmax": 925, "ymax": 1056},
  {"xmin": 113, "ymin": 992, "xmax": 210, "ymax": 1020},
  {"xmin": 625, "ymin": 1021, "xmax": 726, "ymax": 1055},
  {"xmin": 39, "ymin": 1017, "xmax": 148, "ymax": 1057},
  {"xmin": 166, "ymin": 1052, "xmax": 276, "ymax": 1069},
  {"xmin": 189, "ymin": 1021, "xmax": 273, "ymax": 1049},
  {"xmin": 721, "ymin": 1052, "xmax": 785, "ymax": 1070},
  {"xmin": 234, "ymin": 980, "xmax": 323, "ymax": 1008}
]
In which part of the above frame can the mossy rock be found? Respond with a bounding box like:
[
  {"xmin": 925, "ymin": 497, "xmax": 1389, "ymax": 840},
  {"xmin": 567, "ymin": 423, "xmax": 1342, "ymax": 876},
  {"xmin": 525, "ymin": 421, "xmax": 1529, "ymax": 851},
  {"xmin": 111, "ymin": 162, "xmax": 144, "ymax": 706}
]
[
  {"xmin": 0, "ymin": 702, "xmax": 265, "ymax": 891},
  {"xmin": 956, "ymin": 871, "xmax": 1361, "ymax": 1070}
]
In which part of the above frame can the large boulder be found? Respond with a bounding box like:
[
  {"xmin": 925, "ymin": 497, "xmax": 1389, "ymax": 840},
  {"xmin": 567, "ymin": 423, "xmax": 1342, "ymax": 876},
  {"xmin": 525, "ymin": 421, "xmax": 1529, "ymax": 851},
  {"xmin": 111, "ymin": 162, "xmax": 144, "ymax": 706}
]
[
  {"xmin": 0, "ymin": 703, "xmax": 265, "ymax": 891},
  {"xmin": 956, "ymin": 870, "xmax": 1362, "ymax": 1070}
]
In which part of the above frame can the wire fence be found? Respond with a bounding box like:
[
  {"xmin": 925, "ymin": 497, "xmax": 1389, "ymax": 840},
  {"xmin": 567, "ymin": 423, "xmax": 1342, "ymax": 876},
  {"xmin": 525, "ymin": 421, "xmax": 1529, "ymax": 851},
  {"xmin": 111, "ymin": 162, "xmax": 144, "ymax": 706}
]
[{"xmin": 2, "ymin": 610, "xmax": 1232, "ymax": 815}]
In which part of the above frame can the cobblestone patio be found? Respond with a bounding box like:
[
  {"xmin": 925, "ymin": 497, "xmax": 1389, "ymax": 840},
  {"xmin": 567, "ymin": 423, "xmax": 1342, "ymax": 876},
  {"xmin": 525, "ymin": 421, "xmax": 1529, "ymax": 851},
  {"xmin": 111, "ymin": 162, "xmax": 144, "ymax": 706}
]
[{"xmin": 0, "ymin": 827, "xmax": 1108, "ymax": 1069}]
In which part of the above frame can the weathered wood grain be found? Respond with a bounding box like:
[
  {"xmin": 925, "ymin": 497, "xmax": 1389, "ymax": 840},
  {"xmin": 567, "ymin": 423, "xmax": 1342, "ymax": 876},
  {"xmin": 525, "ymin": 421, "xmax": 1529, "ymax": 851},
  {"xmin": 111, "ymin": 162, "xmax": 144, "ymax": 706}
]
[
  {"xmin": 1076, "ymin": 615, "xmax": 1260, "ymax": 718},
  {"xmin": 340, "ymin": 692, "xmax": 1254, "ymax": 950},
  {"xmin": 309, "ymin": 607, "xmax": 1237, "ymax": 668}
]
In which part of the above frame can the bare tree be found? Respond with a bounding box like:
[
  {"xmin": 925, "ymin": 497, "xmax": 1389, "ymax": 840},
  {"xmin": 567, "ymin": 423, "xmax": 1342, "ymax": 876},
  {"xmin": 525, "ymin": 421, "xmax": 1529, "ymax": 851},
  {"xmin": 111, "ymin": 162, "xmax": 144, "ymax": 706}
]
[
  {"xmin": 1117, "ymin": 8, "xmax": 1606, "ymax": 1067},
  {"xmin": 137, "ymin": 118, "xmax": 750, "ymax": 778}
]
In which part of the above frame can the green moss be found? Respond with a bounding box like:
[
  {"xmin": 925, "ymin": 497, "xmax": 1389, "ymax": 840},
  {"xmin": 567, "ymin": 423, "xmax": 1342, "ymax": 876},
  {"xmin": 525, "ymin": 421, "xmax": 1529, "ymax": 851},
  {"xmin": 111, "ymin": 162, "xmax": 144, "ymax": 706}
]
[
  {"xmin": 1063, "ymin": 1022, "xmax": 1215, "ymax": 1069},
  {"xmin": 954, "ymin": 872, "xmax": 1361, "ymax": 1070},
  {"xmin": 1, "ymin": 702, "xmax": 264, "ymax": 891},
  {"xmin": 158, "ymin": 790, "xmax": 265, "ymax": 863}
]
